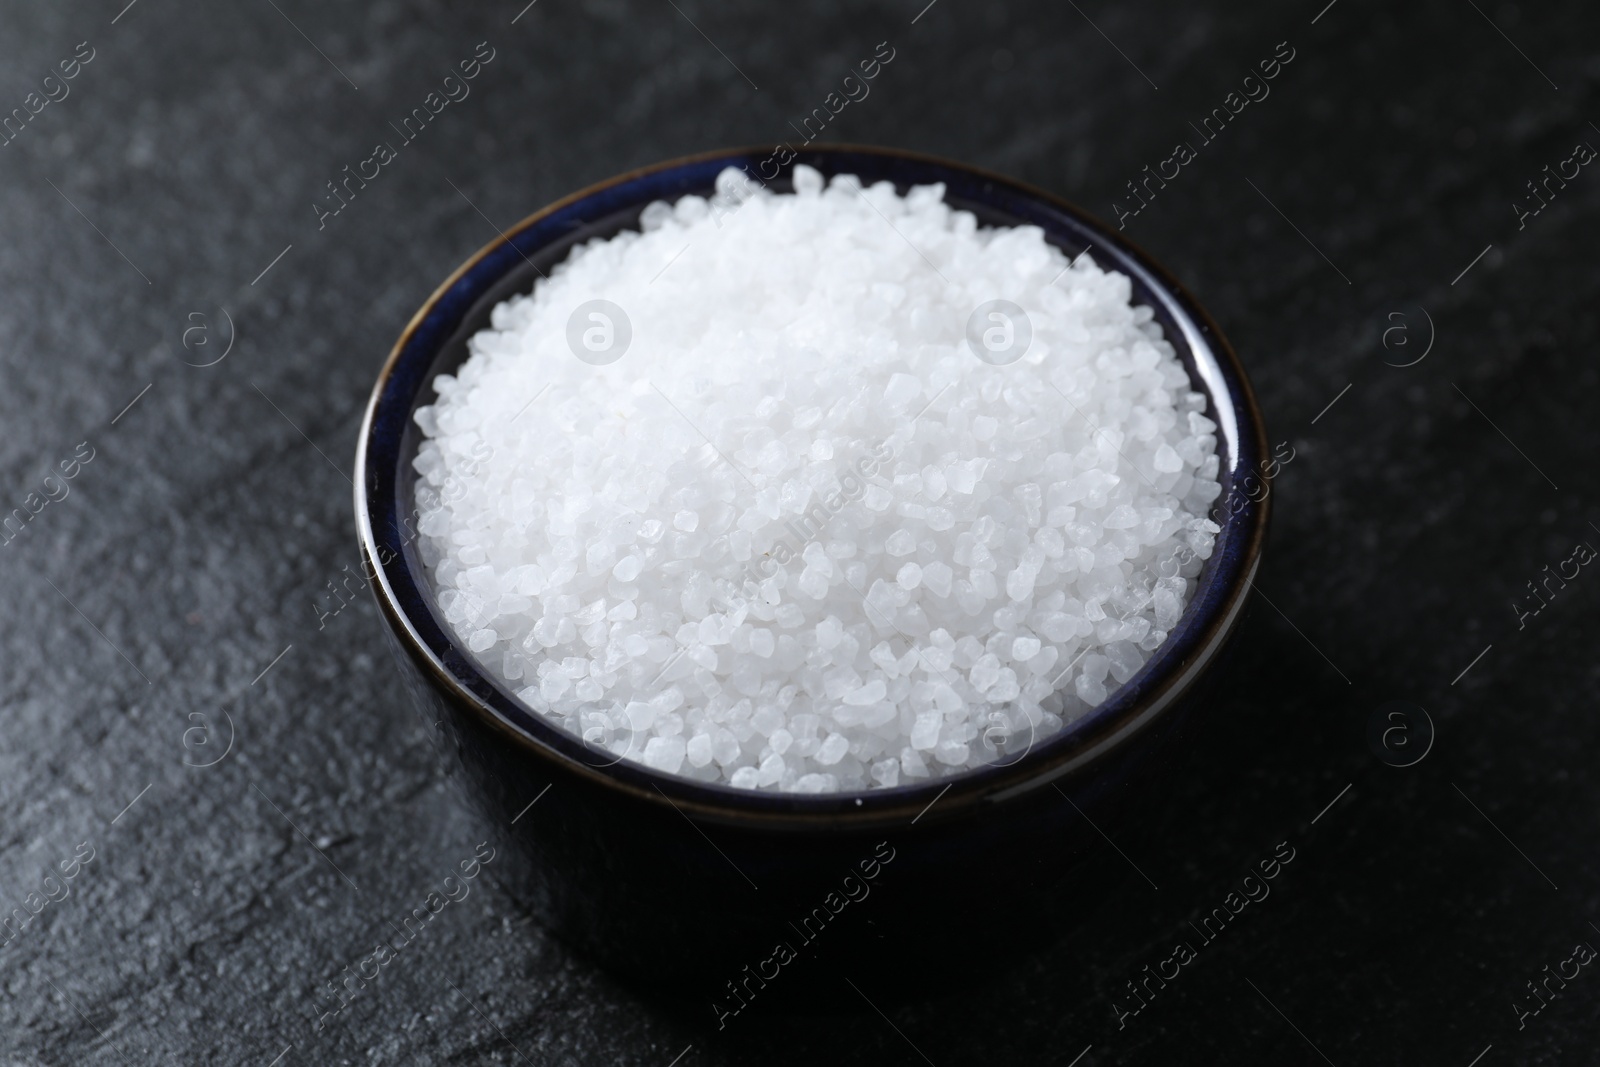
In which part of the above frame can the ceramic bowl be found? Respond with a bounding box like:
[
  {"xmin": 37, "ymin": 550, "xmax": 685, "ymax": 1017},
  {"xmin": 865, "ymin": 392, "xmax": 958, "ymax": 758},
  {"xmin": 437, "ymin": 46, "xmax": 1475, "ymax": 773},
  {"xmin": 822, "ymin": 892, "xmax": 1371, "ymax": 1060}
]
[{"xmin": 354, "ymin": 145, "xmax": 1269, "ymax": 999}]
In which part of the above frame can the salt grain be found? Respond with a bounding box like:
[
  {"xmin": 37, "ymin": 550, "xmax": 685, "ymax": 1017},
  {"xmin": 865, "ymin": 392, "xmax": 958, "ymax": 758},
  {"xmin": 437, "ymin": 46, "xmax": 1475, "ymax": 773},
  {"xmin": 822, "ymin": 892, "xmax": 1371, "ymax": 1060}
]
[{"xmin": 413, "ymin": 166, "xmax": 1220, "ymax": 793}]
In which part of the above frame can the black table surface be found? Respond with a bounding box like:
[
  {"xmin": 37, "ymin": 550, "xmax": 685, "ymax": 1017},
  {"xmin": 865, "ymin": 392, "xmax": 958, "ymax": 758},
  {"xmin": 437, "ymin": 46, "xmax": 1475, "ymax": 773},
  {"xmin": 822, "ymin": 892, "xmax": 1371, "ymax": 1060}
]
[{"xmin": 3, "ymin": 1, "xmax": 1597, "ymax": 1063}]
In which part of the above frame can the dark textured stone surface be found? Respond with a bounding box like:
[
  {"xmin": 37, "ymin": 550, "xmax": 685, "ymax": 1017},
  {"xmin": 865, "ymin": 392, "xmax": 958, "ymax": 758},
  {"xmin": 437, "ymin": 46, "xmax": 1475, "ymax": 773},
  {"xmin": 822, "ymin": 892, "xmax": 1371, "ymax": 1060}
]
[{"xmin": 1, "ymin": 1, "xmax": 1597, "ymax": 1063}]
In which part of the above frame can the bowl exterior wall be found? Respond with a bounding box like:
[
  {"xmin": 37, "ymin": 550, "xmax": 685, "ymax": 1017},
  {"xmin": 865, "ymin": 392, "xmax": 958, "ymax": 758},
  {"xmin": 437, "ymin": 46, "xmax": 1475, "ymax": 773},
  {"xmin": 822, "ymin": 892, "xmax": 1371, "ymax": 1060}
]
[{"xmin": 372, "ymin": 573, "xmax": 1230, "ymax": 993}]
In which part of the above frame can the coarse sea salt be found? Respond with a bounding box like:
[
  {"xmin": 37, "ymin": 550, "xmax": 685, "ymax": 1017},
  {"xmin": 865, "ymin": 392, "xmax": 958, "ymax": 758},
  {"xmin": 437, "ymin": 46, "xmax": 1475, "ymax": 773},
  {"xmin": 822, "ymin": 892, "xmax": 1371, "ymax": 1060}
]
[{"xmin": 411, "ymin": 165, "xmax": 1222, "ymax": 793}]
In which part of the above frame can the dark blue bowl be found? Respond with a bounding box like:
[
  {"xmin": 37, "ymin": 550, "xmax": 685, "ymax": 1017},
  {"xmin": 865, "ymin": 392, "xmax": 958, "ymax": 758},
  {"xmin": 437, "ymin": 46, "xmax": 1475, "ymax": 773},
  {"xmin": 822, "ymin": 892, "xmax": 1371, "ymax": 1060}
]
[{"xmin": 355, "ymin": 145, "xmax": 1269, "ymax": 997}]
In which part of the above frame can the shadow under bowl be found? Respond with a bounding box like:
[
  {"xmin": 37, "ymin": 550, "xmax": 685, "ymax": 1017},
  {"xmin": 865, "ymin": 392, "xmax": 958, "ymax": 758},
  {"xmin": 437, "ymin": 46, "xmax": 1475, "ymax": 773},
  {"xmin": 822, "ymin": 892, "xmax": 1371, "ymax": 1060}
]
[{"xmin": 354, "ymin": 145, "xmax": 1270, "ymax": 1003}]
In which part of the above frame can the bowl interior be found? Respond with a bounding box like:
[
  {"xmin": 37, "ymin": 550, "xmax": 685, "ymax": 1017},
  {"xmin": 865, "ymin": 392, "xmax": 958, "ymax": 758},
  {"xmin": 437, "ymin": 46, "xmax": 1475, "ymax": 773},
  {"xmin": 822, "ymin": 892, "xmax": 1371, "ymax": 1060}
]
[{"xmin": 358, "ymin": 146, "xmax": 1265, "ymax": 814}]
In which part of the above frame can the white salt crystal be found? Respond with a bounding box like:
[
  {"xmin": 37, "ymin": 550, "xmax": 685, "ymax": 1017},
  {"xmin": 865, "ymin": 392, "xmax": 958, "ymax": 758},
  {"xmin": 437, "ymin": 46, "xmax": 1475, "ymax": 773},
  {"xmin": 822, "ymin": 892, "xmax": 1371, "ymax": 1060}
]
[
  {"xmin": 969, "ymin": 653, "xmax": 1002, "ymax": 692},
  {"xmin": 884, "ymin": 373, "xmax": 922, "ymax": 408},
  {"xmin": 922, "ymin": 561, "xmax": 954, "ymax": 598},
  {"xmin": 412, "ymin": 169, "xmax": 1219, "ymax": 793},
  {"xmin": 1105, "ymin": 640, "xmax": 1145, "ymax": 684},
  {"xmin": 1153, "ymin": 442, "xmax": 1184, "ymax": 472},
  {"xmin": 711, "ymin": 730, "xmax": 742, "ymax": 766},
  {"xmin": 843, "ymin": 679, "xmax": 887, "ymax": 705},
  {"xmin": 871, "ymin": 758, "xmax": 900, "ymax": 788},
  {"xmin": 885, "ymin": 530, "xmax": 917, "ymax": 557},
  {"xmin": 1005, "ymin": 567, "xmax": 1035, "ymax": 601},
  {"xmin": 815, "ymin": 733, "xmax": 850, "ymax": 766},
  {"xmin": 1075, "ymin": 673, "xmax": 1108, "ymax": 706},
  {"xmin": 642, "ymin": 736, "xmax": 687, "ymax": 775},
  {"xmin": 757, "ymin": 753, "xmax": 786, "ymax": 785}
]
